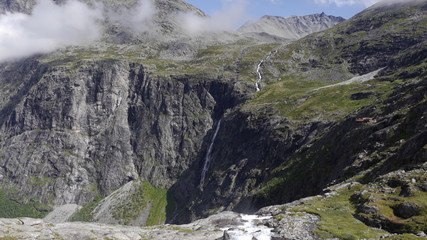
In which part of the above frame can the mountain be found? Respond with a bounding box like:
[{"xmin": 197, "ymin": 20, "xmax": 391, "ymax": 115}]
[
  {"xmin": 0, "ymin": 0, "xmax": 206, "ymax": 45},
  {"xmin": 238, "ymin": 13, "xmax": 346, "ymax": 40},
  {"xmin": 0, "ymin": 0, "xmax": 426, "ymax": 239}
]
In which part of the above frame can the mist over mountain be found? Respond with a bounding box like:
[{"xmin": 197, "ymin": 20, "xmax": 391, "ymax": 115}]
[{"xmin": 0, "ymin": 0, "xmax": 426, "ymax": 239}]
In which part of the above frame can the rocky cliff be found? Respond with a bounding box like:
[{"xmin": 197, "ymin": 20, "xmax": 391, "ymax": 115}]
[
  {"xmin": 167, "ymin": 1, "xmax": 427, "ymax": 238},
  {"xmin": 238, "ymin": 13, "xmax": 345, "ymax": 40},
  {"xmin": 0, "ymin": 55, "xmax": 249, "ymax": 224},
  {"xmin": 0, "ymin": 0, "xmax": 426, "ymax": 239}
]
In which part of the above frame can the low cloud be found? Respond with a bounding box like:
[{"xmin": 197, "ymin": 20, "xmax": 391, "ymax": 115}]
[
  {"xmin": 105, "ymin": 0, "xmax": 157, "ymax": 32},
  {"xmin": 178, "ymin": 0, "xmax": 249, "ymax": 34},
  {"xmin": 313, "ymin": 0, "xmax": 381, "ymax": 7},
  {"xmin": 0, "ymin": 0, "xmax": 157, "ymax": 62},
  {"xmin": 0, "ymin": 0, "xmax": 103, "ymax": 62}
]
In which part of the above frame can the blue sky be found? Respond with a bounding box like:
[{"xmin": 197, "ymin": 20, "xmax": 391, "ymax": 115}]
[{"xmin": 185, "ymin": 0, "xmax": 379, "ymax": 20}]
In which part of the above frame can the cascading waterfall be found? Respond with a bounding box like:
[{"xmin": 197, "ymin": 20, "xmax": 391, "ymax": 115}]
[
  {"xmin": 221, "ymin": 214, "xmax": 274, "ymax": 240},
  {"xmin": 255, "ymin": 50, "xmax": 277, "ymax": 92},
  {"xmin": 200, "ymin": 119, "xmax": 222, "ymax": 186}
]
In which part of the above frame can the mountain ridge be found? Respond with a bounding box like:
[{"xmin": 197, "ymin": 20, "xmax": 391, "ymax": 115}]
[{"xmin": 238, "ymin": 12, "xmax": 346, "ymax": 40}]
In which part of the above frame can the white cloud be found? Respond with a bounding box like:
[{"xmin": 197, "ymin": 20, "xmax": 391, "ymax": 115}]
[
  {"xmin": 178, "ymin": 0, "xmax": 249, "ymax": 34},
  {"xmin": 0, "ymin": 0, "xmax": 102, "ymax": 62},
  {"xmin": 128, "ymin": 0, "xmax": 157, "ymax": 31},
  {"xmin": 105, "ymin": 0, "xmax": 157, "ymax": 32},
  {"xmin": 313, "ymin": 0, "xmax": 381, "ymax": 7},
  {"xmin": 0, "ymin": 0, "xmax": 158, "ymax": 62}
]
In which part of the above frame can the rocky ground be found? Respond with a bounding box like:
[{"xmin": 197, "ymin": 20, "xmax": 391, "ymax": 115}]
[
  {"xmin": 0, "ymin": 212, "xmax": 277, "ymax": 240},
  {"xmin": 0, "ymin": 217, "xmax": 222, "ymax": 240}
]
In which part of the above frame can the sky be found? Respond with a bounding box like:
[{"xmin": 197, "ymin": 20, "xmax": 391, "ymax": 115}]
[{"xmin": 185, "ymin": 0, "xmax": 381, "ymax": 20}]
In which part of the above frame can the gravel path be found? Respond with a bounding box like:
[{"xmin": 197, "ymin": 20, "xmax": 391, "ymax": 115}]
[{"xmin": 309, "ymin": 68, "xmax": 385, "ymax": 92}]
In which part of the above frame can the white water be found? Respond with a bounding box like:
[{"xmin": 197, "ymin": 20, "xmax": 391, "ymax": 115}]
[
  {"xmin": 221, "ymin": 214, "xmax": 273, "ymax": 240},
  {"xmin": 200, "ymin": 119, "xmax": 222, "ymax": 186},
  {"xmin": 255, "ymin": 50, "xmax": 277, "ymax": 92}
]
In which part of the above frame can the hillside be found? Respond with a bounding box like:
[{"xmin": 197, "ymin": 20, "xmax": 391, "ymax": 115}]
[
  {"xmin": 0, "ymin": 0, "xmax": 426, "ymax": 239},
  {"xmin": 238, "ymin": 13, "xmax": 345, "ymax": 40}
]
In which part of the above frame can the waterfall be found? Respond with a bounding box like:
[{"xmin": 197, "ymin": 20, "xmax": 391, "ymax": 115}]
[
  {"xmin": 255, "ymin": 50, "xmax": 277, "ymax": 92},
  {"xmin": 200, "ymin": 119, "xmax": 222, "ymax": 186},
  {"xmin": 255, "ymin": 61, "xmax": 263, "ymax": 92},
  {"xmin": 221, "ymin": 214, "xmax": 273, "ymax": 240}
]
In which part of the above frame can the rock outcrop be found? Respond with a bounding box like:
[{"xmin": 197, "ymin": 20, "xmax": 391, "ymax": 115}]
[
  {"xmin": 238, "ymin": 13, "xmax": 345, "ymax": 40},
  {"xmin": 0, "ymin": 217, "xmax": 224, "ymax": 240},
  {"xmin": 0, "ymin": 57, "xmax": 246, "ymax": 217}
]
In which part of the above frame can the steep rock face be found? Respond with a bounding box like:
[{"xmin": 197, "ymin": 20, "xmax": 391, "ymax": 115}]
[
  {"xmin": 170, "ymin": 107, "xmax": 329, "ymax": 222},
  {"xmin": 238, "ymin": 13, "xmax": 345, "ymax": 40},
  {"xmin": 168, "ymin": 0, "xmax": 427, "ymax": 224},
  {"xmin": 0, "ymin": 59, "xmax": 142, "ymax": 206},
  {"xmin": 172, "ymin": 69, "xmax": 427, "ymax": 225},
  {"xmin": 0, "ymin": 58, "xmax": 246, "ymax": 209}
]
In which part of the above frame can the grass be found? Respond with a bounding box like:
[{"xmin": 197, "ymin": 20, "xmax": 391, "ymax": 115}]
[
  {"xmin": 236, "ymin": 43, "xmax": 281, "ymax": 82},
  {"xmin": 69, "ymin": 195, "xmax": 104, "ymax": 222},
  {"xmin": 110, "ymin": 181, "xmax": 175, "ymax": 226},
  {"xmin": 167, "ymin": 226, "xmax": 195, "ymax": 233},
  {"xmin": 245, "ymin": 76, "xmax": 399, "ymax": 121},
  {"xmin": 355, "ymin": 183, "xmax": 427, "ymax": 234},
  {"xmin": 112, "ymin": 183, "xmax": 147, "ymax": 225},
  {"xmin": 40, "ymin": 40, "xmax": 283, "ymax": 84},
  {"xmin": 142, "ymin": 181, "xmax": 176, "ymax": 226},
  {"xmin": 0, "ymin": 237, "xmax": 20, "ymax": 240},
  {"xmin": 290, "ymin": 185, "xmax": 388, "ymax": 240},
  {"xmin": 384, "ymin": 234, "xmax": 427, "ymax": 240},
  {"xmin": 0, "ymin": 191, "xmax": 47, "ymax": 219}
]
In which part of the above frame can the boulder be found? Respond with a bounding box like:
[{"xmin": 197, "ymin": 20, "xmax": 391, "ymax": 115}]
[
  {"xmin": 358, "ymin": 204, "xmax": 379, "ymax": 215},
  {"xmin": 395, "ymin": 202, "xmax": 420, "ymax": 219}
]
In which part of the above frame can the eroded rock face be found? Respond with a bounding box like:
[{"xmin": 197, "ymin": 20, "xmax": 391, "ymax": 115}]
[
  {"xmin": 238, "ymin": 13, "xmax": 345, "ymax": 40},
  {"xmin": 1, "ymin": 59, "xmax": 141, "ymax": 205},
  {"xmin": 0, "ymin": 58, "xmax": 244, "ymax": 208}
]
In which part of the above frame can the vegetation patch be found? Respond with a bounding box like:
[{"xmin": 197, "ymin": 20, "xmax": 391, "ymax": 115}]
[
  {"xmin": 0, "ymin": 191, "xmax": 47, "ymax": 219},
  {"xmin": 290, "ymin": 185, "xmax": 388, "ymax": 240},
  {"xmin": 110, "ymin": 181, "xmax": 175, "ymax": 226},
  {"xmin": 354, "ymin": 172, "xmax": 427, "ymax": 234},
  {"xmin": 167, "ymin": 226, "xmax": 195, "ymax": 233},
  {"xmin": 384, "ymin": 234, "xmax": 427, "ymax": 240},
  {"xmin": 246, "ymin": 77, "xmax": 399, "ymax": 121},
  {"xmin": 30, "ymin": 176, "xmax": 54, "ymax": 187},
  {"xmin": 70, "ymin": 195, "xmax": 104, "ymax": 222},
  {"xmin": 143, "ymin": 181, "xmax": 176, "ymax": 226}
]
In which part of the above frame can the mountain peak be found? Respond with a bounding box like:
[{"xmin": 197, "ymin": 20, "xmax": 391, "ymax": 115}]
[
  {"xmin": 238, "ymin": 13, "xmax": 345, "ymax": 40},
  {"xmin": 0, "ymin": 0, "xmax": 205, "ymax": 15}
]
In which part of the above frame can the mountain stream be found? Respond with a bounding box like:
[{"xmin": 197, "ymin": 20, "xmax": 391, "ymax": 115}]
[
  {"xmin": 255, "ymin": 50, "xmax": 277, "ymax": 92},
  {"xmin": 222, "ymin": 214, "xmax": 273, "ymax": 240}
]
